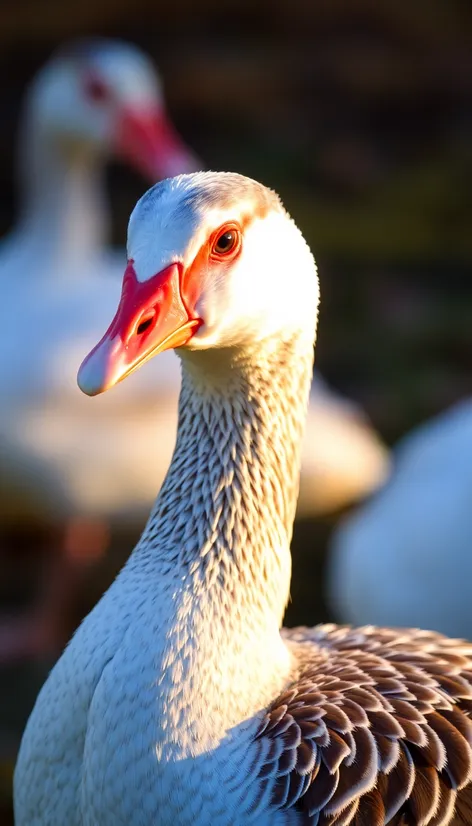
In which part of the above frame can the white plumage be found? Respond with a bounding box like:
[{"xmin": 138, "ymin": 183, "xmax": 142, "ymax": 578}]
[
  {"xmin": 0, "ymin": 39, "xmax": 198, "ymax": 528},
  {"xmin": 15, "ymin": 173, "xmax": 472, "ymax": 826},
  {"xmin": 327, "ymin": 396, "xmax": 472, "ymax": 638}
]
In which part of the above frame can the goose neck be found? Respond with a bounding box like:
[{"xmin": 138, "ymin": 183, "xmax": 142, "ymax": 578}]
[
  {"xmin": 138, "ymin": 332, "xmax": 314, "ymax": 630},
  {"xmin": 17, "ymin": 118, "xmax": 109, "ymax": 262}
]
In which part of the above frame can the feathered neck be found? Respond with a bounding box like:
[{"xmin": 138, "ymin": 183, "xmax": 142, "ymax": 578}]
[
  {"xmin": 115, "ymin": 328, "xmax": 315, "ymax": 748},
  {"xmin": 16, "ymin": 113, "xmax": 109, "ymax": 263},
  {"xmin": 135, "ymin": 330, "xmax": 314, "ymax": 629}
]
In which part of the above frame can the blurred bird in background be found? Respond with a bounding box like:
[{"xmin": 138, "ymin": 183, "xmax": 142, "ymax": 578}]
[
  {"xmin": 0, "ymin": 38, "xmax": 200, "ymax": 663},
  {"xmin": 327, "ymin": 396, "xmax": 472, "ymax": 640}
]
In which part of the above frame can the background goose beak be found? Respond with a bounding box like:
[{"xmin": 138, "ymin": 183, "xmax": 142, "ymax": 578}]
[{"xmin": 116, "ymin": 105, "xmax": 202, "ymax": 181}]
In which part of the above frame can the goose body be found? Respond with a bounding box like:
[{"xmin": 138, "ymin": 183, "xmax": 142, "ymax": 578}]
[
  {"xmin": 327, "ymin": 397, "xmax": 472, "ymax": 638},
  {"xmin": 0, "ymin": 260, "xmax": 181, "ymax": 524},
  {"xmin": 15, "ymin": 173, "xmax": 471, "ymax": 826},
  {"xmin": 300, "ymin": 374, "xmax": 389, "ymax": 517}
]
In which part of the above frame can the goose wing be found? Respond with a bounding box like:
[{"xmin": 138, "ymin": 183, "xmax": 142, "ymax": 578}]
[{"xmin": 253, "ymin": 624, "xmax": 472, "ymax": 825}]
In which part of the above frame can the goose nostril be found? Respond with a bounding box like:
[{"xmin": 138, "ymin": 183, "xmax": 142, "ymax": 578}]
[{"xmin": 136, "ymin": 315, "xmax": 155, "ymax": 335}]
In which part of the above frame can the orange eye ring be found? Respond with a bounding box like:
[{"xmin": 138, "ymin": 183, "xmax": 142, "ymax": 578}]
[{"xmin": 209, "ymin": 224, "xmax": 241, "ymax": 261}]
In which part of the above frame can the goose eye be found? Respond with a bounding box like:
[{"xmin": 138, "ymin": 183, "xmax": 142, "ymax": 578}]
[
  {"xmin": 213, "ymin": 229, "xmax": 239, "ymax": 257},
  {"xmin": 83, "ymin": 74, "xmax": 110, "ymax": 104}
]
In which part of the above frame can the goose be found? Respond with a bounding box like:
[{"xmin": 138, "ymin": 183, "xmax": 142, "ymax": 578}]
[
  {"xmin": 299, "ymin": 374, "xmax": 389, "ymax": 517},
  {"xmin": 0, "ymin": 37, "xmax": 199, "ymax": 529},
  {"xmin": 327, "ymin": 397, "xmax": 472, "ymax": 639},
  {"xmin": 0, "ymin": 38, "xmax": 200, "ymax": 662},
  {"xmin": 14, "ymin": 172, "xmax": 472, "ymax": 826}
]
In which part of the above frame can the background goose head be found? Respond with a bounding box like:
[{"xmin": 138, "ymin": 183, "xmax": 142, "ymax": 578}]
[
  {"xmin": 78, "ymin": 171, "xmax": 319, "ymax": 396},
  {"xmin": 21, "ymin": 38, "xmax": 199, "ymax": 184}
]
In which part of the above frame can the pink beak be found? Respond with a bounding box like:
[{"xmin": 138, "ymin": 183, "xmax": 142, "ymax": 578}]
[
  {"xmin": 116, "ymin": 105, "xmax": 201, "ymax": 181},
  {"xmin": 78, "ymin": 261, "xmax": 202, "ymax": 396}
]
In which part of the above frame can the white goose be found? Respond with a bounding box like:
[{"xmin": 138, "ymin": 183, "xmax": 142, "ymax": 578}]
[
  {"xmin": 0, "ymin": 38, "xmax": 198, "ymax": 529},
  {"xmin": 15, "ymin": 172, "xmax": 472, "ymax": 826},
  {"xmin": 327, "ymin": 397, "xmax": 472, "ymax": 639},
  {"xmin": 299, "ymin": 374, "xmax": 389, "ymax": 517},
  {"xmin": 0, "ymin": 38, "xmax": 199, "ymax": 662}
]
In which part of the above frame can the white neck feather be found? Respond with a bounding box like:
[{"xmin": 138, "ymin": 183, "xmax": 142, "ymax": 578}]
[
  {"xmin": 17, "ymin": 114, "xmax": 109, "ymax": 263},
  {"xmin": 126, "ymin": 331, "xmax": 314, "ymax": 742}
]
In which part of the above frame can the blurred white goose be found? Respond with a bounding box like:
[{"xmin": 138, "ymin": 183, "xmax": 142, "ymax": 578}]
[
  {"xmin": 0, "ymin": 39, "xmax": 201, "ymax": 662},
  {"xmin": 327, "ymin": 397, "xmax": 472, "ymax": 638},
  {"xmin": 15, "ymin": 173, "xmax": 472, "ymax": 826},
  {"xmin": 0, "ymin": 38, "xmax": 200, "ymax": 530},
  {"xmin": 299, "ymin": 374, "xmax": 389, "ymax": 517}
]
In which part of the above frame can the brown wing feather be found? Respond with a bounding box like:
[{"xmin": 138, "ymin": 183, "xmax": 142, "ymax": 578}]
[
  {"xmin": 254, "ymin": 624, "xmax": 472, "ymax": 825},
  {"xmin": 450, "ymin": 783, "xmax": 472, "ymax": 824}
]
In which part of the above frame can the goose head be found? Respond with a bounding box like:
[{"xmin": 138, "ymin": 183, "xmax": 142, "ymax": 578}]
[
  {"xmin": 78, "ymin": 171, "xmax": 318, "ymax": 396},
  {"xmin": 23, "ymin": 38, "xmax": 199, "ymax": 180}
]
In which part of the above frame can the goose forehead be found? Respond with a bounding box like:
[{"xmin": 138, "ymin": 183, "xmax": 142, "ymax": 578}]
[
  {"xmin": 55, "ymin": 39, "xmax": 161, "ymax": 98},
  {"xmin": 127, "ymin": 172, "xmax": 283, "ymax": 283},
  {"xmin": 87, "ymin": 48, "xmax": 159, "ymax": 96},
  {"xmin": 62, "ymin": 39, "xmax": 147, "ymax": 70}
]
